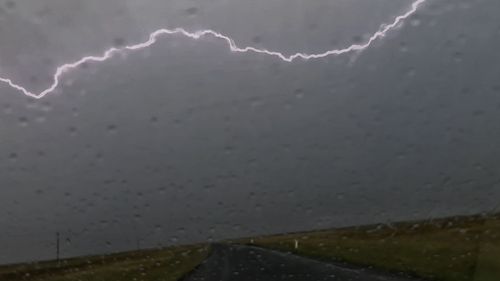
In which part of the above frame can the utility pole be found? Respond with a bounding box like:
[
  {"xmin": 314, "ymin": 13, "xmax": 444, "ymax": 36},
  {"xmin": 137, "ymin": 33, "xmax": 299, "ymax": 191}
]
[{"xmin": 56, "ymin": 232, "xmax": 60, "ymax": 262}]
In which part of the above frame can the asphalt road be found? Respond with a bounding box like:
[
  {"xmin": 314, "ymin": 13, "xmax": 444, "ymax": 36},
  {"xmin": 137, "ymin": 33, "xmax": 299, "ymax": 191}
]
[{"xmin": 181, "ymin": 243, "xmax": 423, "ymax": 281}]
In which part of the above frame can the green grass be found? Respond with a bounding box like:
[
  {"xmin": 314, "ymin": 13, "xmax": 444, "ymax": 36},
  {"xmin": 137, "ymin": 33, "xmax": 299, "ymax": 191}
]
[
  {"xmin": 0, "ymin": 244, "xmax": 209, "ymax": 281},
  {"xmin": 473, "ymin": 218, "xmax": 500, "ymax": 281},
  {"xmin": 242, "ymin": 214, "xmax": 500, "ymax": 281},
  {"xmin": 2, "ymin": 214, "xmax": 499, "ymax": 281}
]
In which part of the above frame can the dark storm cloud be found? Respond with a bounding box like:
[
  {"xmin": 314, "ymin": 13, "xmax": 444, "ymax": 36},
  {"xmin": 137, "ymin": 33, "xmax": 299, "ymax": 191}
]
[{"xmin": 1, "ymin": 0, "xmax": 500, "ymax": 264}]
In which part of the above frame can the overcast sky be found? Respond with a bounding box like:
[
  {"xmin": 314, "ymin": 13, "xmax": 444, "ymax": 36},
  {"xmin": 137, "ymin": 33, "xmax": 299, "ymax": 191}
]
[{"xmin": 1, "ymin": 0, "xmax": 500, "ymax": 264}]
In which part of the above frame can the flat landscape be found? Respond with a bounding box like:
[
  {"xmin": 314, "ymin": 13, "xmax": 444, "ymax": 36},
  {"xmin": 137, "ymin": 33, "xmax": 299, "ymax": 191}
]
[
  {"xmin": 1, "ymin": 214, "xmax": 498, "ymax": 281},
  {"xmin": 247, "ymin": 214, "xmax": 500, "ymax": 281},
  {"xmin": 0, "ymin": 245, "xmax": 208, "ymax": 281}
]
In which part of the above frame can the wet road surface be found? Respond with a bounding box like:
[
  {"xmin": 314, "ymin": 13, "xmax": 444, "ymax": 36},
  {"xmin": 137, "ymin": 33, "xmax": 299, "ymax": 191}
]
[{"xmin": 181, "ymin": 243, "xmax": 423, "ymax": 281}]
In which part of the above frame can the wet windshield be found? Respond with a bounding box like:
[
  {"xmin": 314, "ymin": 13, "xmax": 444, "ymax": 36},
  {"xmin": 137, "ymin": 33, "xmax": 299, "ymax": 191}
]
[{"xmin": 1, "ymin": 0, "xmax": 499, "ymax": 280}]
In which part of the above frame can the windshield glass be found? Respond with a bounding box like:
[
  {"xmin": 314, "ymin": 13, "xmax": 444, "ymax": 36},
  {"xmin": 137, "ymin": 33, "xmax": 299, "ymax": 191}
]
[{"xmin": 1, "ymin": 0, "xmax": 499, "ymax": 281}]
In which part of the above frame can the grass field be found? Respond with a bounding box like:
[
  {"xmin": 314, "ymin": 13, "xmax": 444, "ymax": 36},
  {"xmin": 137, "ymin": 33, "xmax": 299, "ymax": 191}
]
[
  {"xmin": 2, "ymin": 214, "xmax": 499, "ymax": 281},
  {"xmin": 242, "ymin": 214, "xmax": 500, "ymax": 281},
  {"xmin": 0, "ymin": 244, "xmax": 208, "ymax": 281}
]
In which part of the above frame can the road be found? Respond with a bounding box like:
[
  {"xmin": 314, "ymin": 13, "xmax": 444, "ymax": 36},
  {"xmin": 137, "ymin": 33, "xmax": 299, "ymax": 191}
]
[{"xmin": 181, "ymin": 243, "xmax": 423, "ymax": 281}]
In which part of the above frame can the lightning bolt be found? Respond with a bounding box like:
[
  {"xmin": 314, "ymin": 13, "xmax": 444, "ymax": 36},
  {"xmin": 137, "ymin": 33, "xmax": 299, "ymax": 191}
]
[{"xmin": 0, "ymin": 0, "xmax": 427, "ymax": 99}]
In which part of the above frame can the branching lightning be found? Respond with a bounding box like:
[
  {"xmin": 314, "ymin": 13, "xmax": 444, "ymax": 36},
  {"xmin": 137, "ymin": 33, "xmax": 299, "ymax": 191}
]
[{"xmin": 0, "ymin": 0, "xmax": 427, "ymax": 99}]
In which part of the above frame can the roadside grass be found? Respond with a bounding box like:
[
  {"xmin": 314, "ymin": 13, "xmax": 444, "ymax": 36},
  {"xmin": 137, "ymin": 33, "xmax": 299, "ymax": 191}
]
[
  {"xmin": 2, "ymin": 214, "xmax": 499, "ymax": 281},
  {"xmin": 0, "ymin": 244, "xmax": 208, "ymax": 281},
  {"xmin": 473, "ymin": 218, "xmax": 500, "ymax": 281},
  {"xmin": 242, "ymin": 214, "xmax": 500, "ymax": 281}
]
